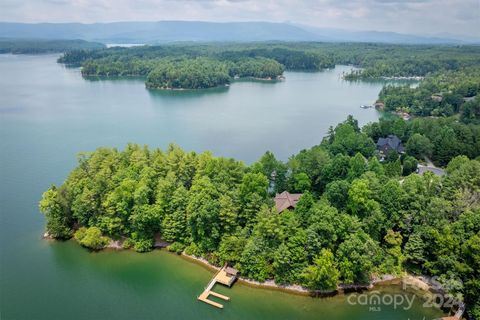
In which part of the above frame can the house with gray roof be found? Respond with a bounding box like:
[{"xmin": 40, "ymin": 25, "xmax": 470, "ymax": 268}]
[{"xmin": 376, "ymin": 135, "xmax": 405, "ymax": 160}]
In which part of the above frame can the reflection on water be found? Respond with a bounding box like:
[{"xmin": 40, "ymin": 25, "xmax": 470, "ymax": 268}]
[
  {"xmin": 82, "ymin": 75, "xmax": 146, "ymax": 83},
  {"xmin": 148, "ymin": 84, "xmax": 230, "ymax": 99}
]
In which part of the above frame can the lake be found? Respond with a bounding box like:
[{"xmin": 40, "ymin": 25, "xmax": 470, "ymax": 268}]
[{"xmin": 0, "ymin": 54, "xmax": 442, "ymax": 319}]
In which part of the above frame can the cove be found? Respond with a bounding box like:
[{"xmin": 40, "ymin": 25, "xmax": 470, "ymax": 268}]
[
  {"xmin": 0, "ymin": 54, "xmax": 441, "ymax": 319},
  {"xmin": 7, "ymin": 240, "xmax": 445, "ymax": 320}
]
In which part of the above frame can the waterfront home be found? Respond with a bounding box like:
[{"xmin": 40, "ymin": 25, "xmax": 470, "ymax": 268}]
[
  {"xmin": 274, "ymin": 191, "xmax": 303, "ymax": 212},
  {"xmin": 376, "ymin": 135, "xmax": 405, "ymax": 160},
  {"xmin": 374, "ymin": 101, "xmax": 385, "ymax": 110},
  {"xmin": 431, "ymin": 93, "xmax": 443, "ymax": 102}
]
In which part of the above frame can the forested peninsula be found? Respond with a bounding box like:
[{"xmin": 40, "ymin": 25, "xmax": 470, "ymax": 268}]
[{"xmin": 40, "ymin": 115, "xmax": 480, "ymax": 318}]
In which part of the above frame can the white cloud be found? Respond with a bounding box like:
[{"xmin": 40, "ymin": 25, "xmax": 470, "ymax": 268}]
[{"xmin": 1, "ymin": 0, "xmax": 478, "ymax": 37}]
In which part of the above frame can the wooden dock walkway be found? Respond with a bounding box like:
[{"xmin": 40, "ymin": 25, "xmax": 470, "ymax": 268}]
[{"xmin": 197, "ymin": 264, "xmax": 238, "ymax": 309}]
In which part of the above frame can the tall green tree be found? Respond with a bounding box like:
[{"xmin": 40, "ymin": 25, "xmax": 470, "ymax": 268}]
[
  {"xmin": 302, "ymin": 249, "xmax": 339, "ymax": 291},
  {"xmin": 39, "ymin": 186, "xmax": 72, "ymax": 239},
  {"xmin": 187, "ymin": 177, "xmax": 222, "ymax": 252},
  {"xmin": 406, "ymin": 133, "xmax": 433, "ymax": 159}
]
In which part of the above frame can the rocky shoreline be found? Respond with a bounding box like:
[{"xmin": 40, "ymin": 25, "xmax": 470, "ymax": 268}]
[
  {"xmin": 178, "ymin": 251, "xmax": 425, "ymax": 297},
  {"xmin": 43, "ymin": 233, "xmax": 437, "ymax": 297}
]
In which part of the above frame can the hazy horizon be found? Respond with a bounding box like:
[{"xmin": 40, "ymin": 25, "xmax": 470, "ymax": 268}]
[{"xmin": 1, "ymin": 0, "xmax": 479, "ymax": 39}]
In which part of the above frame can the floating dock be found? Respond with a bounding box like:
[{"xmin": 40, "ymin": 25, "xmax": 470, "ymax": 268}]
[{"xmin": 197, "ymin": 264, "xmax": 238, "ymax": 309}]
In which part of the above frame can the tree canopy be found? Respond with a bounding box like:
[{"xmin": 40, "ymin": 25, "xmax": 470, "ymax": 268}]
[
  {"xmin": 40, "ymin": 115, "xmax": 480, "ymax": 317},
  {"xmin": 57, "ymin": 42, "xmax": 480, "ymax": 96}
]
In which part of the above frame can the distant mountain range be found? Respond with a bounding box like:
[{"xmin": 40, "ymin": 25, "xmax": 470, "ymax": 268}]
[{"xmin": 0, "ymin": 21, "xmax": 478, "ymax": 44}]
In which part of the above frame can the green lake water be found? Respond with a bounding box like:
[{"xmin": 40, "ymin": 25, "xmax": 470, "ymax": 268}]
[{"xmin": 0, "ymin": 54, "xmax": 442, "ymax": 319}]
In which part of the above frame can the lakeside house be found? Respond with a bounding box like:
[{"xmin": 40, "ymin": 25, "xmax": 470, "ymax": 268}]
[
  {"xmin": 274, "ymin": 191, "xmax": 303, "ymax": 212},
  {"xmin": 431, "ymin": 93, "xmax": 443, "ymax": 102},
  {"xmin": 376, "ymin": 135, "xmax": 405, "ymax": 160},
  {"xmin": 392, "ymin": 111, "xmax": 411, "ymax": 121},
  {"xmin": 417, "ymin": 164, "xmax": 445, "ymax": 176},
  {"xmin": 374, "ymin": 101, "xmax": 385, "ymax": 110}
]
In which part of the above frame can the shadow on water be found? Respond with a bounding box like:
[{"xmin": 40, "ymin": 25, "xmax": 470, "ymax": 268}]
[
  {"xmin": 62, "ymin": 63, "xmax": 82, "ymax": 69},
  {"xmin": 232, "ymin": 77, "xmax": 283, "ymax": 85},
  {"xmin": 48, "ymin": 239, "xmax": 217, "ymax": 292},
  {"xmin": 48, "ymin": 240, "xmax": 167, "ymax": 291},
  {"xmin": 344, "ymin": 77, "xmax": 420, "ymax": 87},
  {"xmin": 82, "ymin": 75, "xmax": 146, "ymax": 83},
  {"xmin": 147, "ymin": 85, "xmax": 230, "ymax": 100}
]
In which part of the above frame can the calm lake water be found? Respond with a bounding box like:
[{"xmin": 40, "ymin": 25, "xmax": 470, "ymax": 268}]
[{"xmin": 0, "ymin": 54, "xmax": 441, "ymax": 319}]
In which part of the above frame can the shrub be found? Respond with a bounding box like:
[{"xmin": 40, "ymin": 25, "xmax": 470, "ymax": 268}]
[
  {"xmin": 184, "ymin": 242, "xmax": 202, "ymax": 257},
  {"xmin": 74, "ymin": 227, "xmax": 87, "ymax": 242},
  {"xmin": 133, "ymin": 238, "xmax": 154, "ymax": 252},
  {"xmin": 74, "ymin": 227, "xmax": 109, "ymax": 250},
  {"xmin": 122, "ymin": 238, "xmax": 134, "ymax": 249},
  {"xmin": 167, "ymin": 242, "xmax": 186, "ymax": 254}
]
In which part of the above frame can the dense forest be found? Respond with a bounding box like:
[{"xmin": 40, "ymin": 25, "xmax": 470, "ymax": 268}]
[
  {"xmin": 339, "ymin": 44, "xmax": 480, "ymax": 79},
  {"xmin": 378, "ymin": 68, "xmax": 480, "ymax": 118},
  {"xmin": 40, "ymin": 115, "xmax": 480, "ymax": 318},
  {"xmin": 57, "ymin": 42, "xmax": 480, "ymax": 90},
  {"xmin": 58, "ymin": 42, "xmax": 480, "ymax": 77},
  {"xmin": 81, "ymin": 56, "xmax": 285, "ymax": 89},
  {"xmin": 364, "ymin": 116, "xmax": 480, "ymax": 166},
  {"xmin": 0, "ymin": 39, "xmax": 105, "ymax": 54},
  {"xmin": 145, "ymin": 58, "xmax": 231, "ymax": 89}
]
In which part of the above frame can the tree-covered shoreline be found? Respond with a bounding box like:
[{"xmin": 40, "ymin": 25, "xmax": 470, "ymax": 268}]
[
  {"xmin": 40, "ymin": 115, "xmax": 480, "ymax": 318},
  {"xmin": 377, "ymin": 68, "xmax": 480, "ymax": 119},
  {"xmin": 76, "ymin": 53, "xmax": 285, "ymax": 89},
  {"xmin": 57, "ymin": 42, "xmax": 480, "ymax": 91},
  {"xmin": 0, "ymin": 39, "xmax": 105, "ymax": 54}
]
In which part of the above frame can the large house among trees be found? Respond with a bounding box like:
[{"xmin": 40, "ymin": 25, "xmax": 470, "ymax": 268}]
[
  {"xmin": 274, "ymin": 191, "xmax": 303, "ymax": 213},
  {"xmin": 376, "ymin": 135, "xmax": 405, "ymax": 160}
]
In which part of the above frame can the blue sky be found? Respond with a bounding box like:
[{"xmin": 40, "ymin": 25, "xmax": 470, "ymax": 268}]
[{"xmin": 1, "ymin": 0, "xmax": 479, "ymax": 38}]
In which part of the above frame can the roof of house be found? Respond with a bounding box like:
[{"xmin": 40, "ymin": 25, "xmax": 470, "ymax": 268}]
[
  {"xmin": 374, "ymin": 101, "xmax": 385, "ymax": 110},
  {"xmin": 376, "ymin": 135, "xmax": 405, "ymax": 153},
  {"xmin": 274, "ymin": 191, "xmax": 302, "ymax": 212},
  {"xmin": 225, "ymin": 267, "xmax": 239, "ymax": 276}
]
